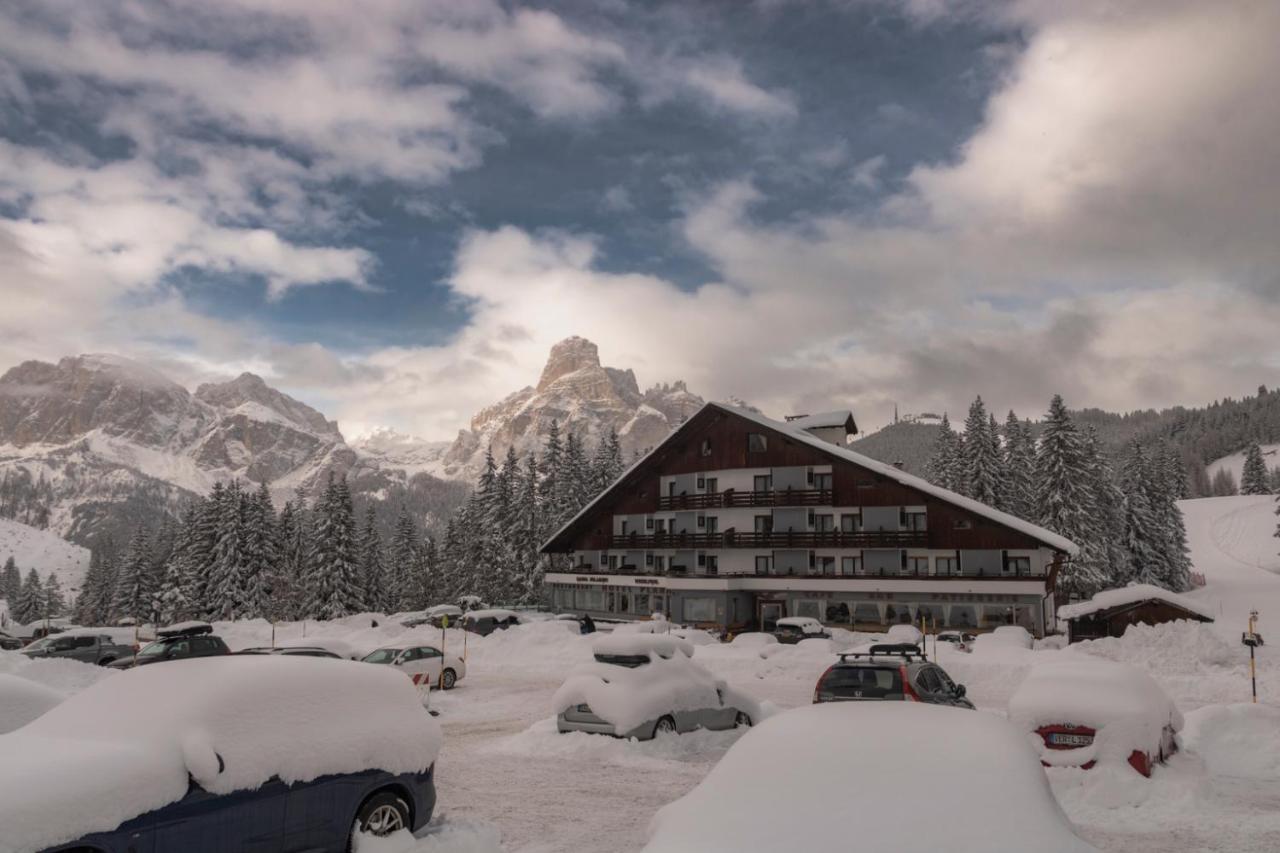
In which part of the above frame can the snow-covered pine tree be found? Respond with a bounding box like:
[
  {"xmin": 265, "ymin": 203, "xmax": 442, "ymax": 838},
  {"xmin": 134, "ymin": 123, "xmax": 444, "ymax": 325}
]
[
  {"xmin": 1, "ymin": 556, "xmax": 19, "ymax": 609},
  {"xmin": 1002, "ymin": 412, "xmax": 1037, "ymax": 520},
  {"xmin": 1269, "ymin": 467, "xmax": 1280, "ymax": 494},
  {"xmin": 358, "ymin": 505, "xmax": 387, "ymax": 613},
  {"xmin": 1149, "ymin": 440, "xmax": 1193, "ymax": 591},
  {"xmin": 42, "ymin": 572, "xmax": 65, "ymax": 618},
  {"xmin": 206, "ymin": 480, "xmax": 248, "ymax": 620},
  {"xmin": 13, "ymin": 568, "xmax": 43, "ymax": 624},
  {"xmin": 1118, "ymin": 441, "xmax": 1164, "ymax": 587},
  {"xmin": 1210, "ymin": 468, "xmax": 1238, "ymax": 496},
  {"xmin": 418, "ymin": 535, "xmax": 439, "ymax": 608},
  {"xmin": 76, "ymin": 539, "xmax": 118, "ymax": 625},
  {"xmin": 987, "ymin": 412, "xmax": 1007, "ymax": 510},
  {"xmin": 187, "ymin": 484, "xmax": 223, "ymax": 614},
  {"xmin": 1080, "ymin": 426, "xmax": 1126, "ymax": 588},
  {"xmin": 539, "ymin": 420, "xmax": 563, "ymax": 515},
  {"xmin": 239, "ymin": 482, "xmax": 278, "ymax": 618},
  {"xmin": 925, "ymin": 413, "xmax": 962, "ymax": 492},
  {"xmin": 960, "ymin": 396, "xmax": 1000, "ymax": 506},
  {"xmin": 387, "ymin": 503, "xmax": 421, "ymax": 612},
  {"xmin": 1241, "ymin": 442, "xmax": 1271, "ymax": 495},
  {"xmin": 515, "ymin": 452, "xmax": 545, "ymax": 601},
  {"xmin": 563, "ymin": 430, "xmax": 592, "ymax": 515},
  {"xmin": 157, "ymin": 503, "xmax": 200, "ymax": 624},
  {"xmin": 591, "ymin": 427, "xmax": 625, "ymax": 495},
  {"xmin": 110, "ymin": 528, "xmax": 153, "ymax": 624},
  {"xmin": 1036, "ymin": 395, "xmax": 1107, "ymax": 598},
  {"xmin": 307, "ymin": 473, "xmax": 364, "ymax": 620}
]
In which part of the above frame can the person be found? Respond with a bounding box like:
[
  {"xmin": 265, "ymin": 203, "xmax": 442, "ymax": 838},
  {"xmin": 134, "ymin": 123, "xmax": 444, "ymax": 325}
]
[{"xmin": 580, "ymin": 613, "xmax": 596, "ymax": 635}]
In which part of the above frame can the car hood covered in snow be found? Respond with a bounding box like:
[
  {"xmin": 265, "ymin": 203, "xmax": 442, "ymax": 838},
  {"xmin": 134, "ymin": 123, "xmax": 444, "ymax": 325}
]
[
  {"xmin": 0, "ymin": 655, "xmax": 441, "ymax": 853},
  {"xmin": 645, "ymin": 703, "xmax": 1097, "ymax": 853}
]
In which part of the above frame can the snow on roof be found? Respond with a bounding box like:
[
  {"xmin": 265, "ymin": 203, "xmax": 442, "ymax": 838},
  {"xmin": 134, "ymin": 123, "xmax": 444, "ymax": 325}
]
[
  {"xmin": 592, "ymin": 633, "xmax": 695, "ymax": 659},
  {"xmin": 1057, "ymin": 584, "xmax": 1215, "ymax": 622},
  {"xmin": 644, "ymin": 703, "xmax": 1098, "ymax": 853},
  {"xmin": 543, "ymin": 402, "xmax": 1078, "ymax": 556},
  {"xmin": 0, "ymin": 656, "xmax": 441, "ymax": 853},
  {"xmin": 427, "ymin": 604, "xmax": 464, "ymax": 617},
  {"xmin": 785, "ymin": 410, "xmax": 855, "ymax": 430},
  {"xmin": 465, "ymin": 608, "xmax": 521, "ymax": 621}
]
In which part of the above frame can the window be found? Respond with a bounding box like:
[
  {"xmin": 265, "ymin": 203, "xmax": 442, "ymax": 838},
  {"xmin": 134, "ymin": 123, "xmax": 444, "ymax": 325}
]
[
  {"xmin": 700, "ymin": 438, "xmax": 712, "ymax": 457},
  {"xmin": 634, "ymin": 593, "xmax": 650, "ymax": 615},
  {"xmin": 817, "ymin": 556, "xmax": 836, "ymax": 576},
  {"xmin": 667, "ymin": 481, "xmax": 676, "ymax": 497},
  {"xmin": 903, "ymin": 511, "xmax": 927, "ymax": 531},
  {"xmin": 697, "ymin": 515, "xmax": 705, "ymax": 528},
  {"xmin": 578, "ymin": 587, "xmax": 606, "ymax": 610},
  {"xmin": 840, "ymin": 513, "xmax": 862, "ymax": 533},
  {"xmin": 654, "ymin": 518, "xmax": 667, "ymax": 534},
  {"xmin": 705, "ymin": 477, "xmax": 718, "ymax": 493},
  {"xmin": 646, "ymin": 516, "xmax": 654, "ymax": 530},
  {"xmin": 954, "ymin": 518, "xmax": 973, "ymax": 530},
  {"xmin": 705, "ymin": 516, "xmax": 718, "ymax": 534},
  {"xmin": 748, "ymin": 433, "xmax": 768, "ymax": 453},
  {"xmin": 654, "ymin": 555, "xmax": 666, "ymax": 571},
  {"xmin": 795, "ymin": 600, "xmax": 822, "ymax": 620},
  {"xmin": 1007, "ymin": 556, "xmax": 1031, "ymax": 576},
  {"xmin": 908, "ymin": 556, "xmax": 929, "ymax": 575},
  {"xmin": 683, "ymin": 597, "xmax": 717, "ymax": 622},
  {"xmin": 841, "ymin": 556, "xmax": 861, "ymax": 576},
  {"xmin": 697, "ymin": 552, "xmax": 706, "ymax": 567},
  {"xmin": 814, "ymin": 514, "xmax": 834, "ymax": 532},
  {"xmin": 705, "ymin": 555, "xmax": 719, "ymax": 575},
  {"xmin": 916, "ymin": 668, "xmax": 943, "ymax": 694},
  {"xmin": 813, "ymin": 472, "xmax": 833, "ymax": 491},
  {"xmin": 935, "ymin": 556, "xmax": 958, "ymax": 576},
  {"xmin": 653, "ymin": 594, "xmax": 665, "ymax": 615},
  {"xmin": 754, "ymin": 515, "xmax": 773, "ymax": 533},
  {"xmin": 755, "ymin": 555, "xmax": 772, "ymax": 575},
  {"xmin": 826, "ymin": 602, "xmax": 850, "ymax": 622},
  {"xmin": 608, "ymin": 555, "xmax": 619, "ymax": 570},
  {"xmin": 620, "ymin": 520, "xmax": 628, "ymax": 535},
  {"xmin": 645, "ymin": 552, "xmax": 654, "ymax": 567},
  {"xmin": 754, "ymin": 474, "xmax": 772, "ymax": 492}
]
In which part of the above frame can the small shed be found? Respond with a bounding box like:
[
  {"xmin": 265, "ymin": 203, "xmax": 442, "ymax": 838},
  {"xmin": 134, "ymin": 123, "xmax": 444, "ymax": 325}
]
[{"xmin": 1059, "ymin": 584, "xmax": 1215, "ymax": 643}]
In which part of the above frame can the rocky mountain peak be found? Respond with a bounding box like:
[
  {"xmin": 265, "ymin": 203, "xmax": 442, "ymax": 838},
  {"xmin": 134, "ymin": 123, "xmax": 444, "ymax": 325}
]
[
  {"xmin": 195, "ymin": 372, "xmax": 337, "ymax": 438},
  {"xmin": 537, "ymin": 336, "xmax": 602, "ymax": 392}
]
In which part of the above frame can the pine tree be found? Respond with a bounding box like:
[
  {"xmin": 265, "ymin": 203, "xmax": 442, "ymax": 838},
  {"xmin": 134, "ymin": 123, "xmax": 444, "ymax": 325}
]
[
  {"xmin": 960, "ymin": 396, "xmax": 1000, "ymax": 506},
  {"xmin": 42, "ymin": 572, "xmax": 65, "ymax": 618},
  {"xmin": 539, "ymin": 420, "xmax": 563, "ymax": 512},
  {"xmin": 14, "ymin": 569, "xmax": 43, "ymax": 624},
  {"xmin": 111, "ymin": 528, "xmax": 154, "ymax": 624},
  {"xmin": 1269, "ymin": 467, "xmax": 1280, "ymax": 494},
  {"xmin": 358, "ymin": 505, "xmax": 387, "ymax": 613},
  {"xmin": 1036, "ymin": 395, "xmax": 1107, "ymax": 598},
  {"xmin": 925, "ymin": 413, "xmax": 962, "ymax": 491},
  {"xmin": 1149, "ymin": 440, "xmax": 1193, "ymax": 591},
  {"xmin": 157, "ymin": 504, "xmax": 199, "ymax": 624},
  {"xmin": 388, "ymin": 504, "xmax": 422, "ymax": 612},
  {"xmin": 1210, "ymin": 468, "xmax": 1238, "ymax": 496},
  {"xmin": 239, "ymin": 482, "xmax": 278, "ymax": 618},
  {"xmin": 1241, "ymin": 442, "xmax": 1271, "ymax": 495},
  {"xmin": 1, "ymin": 556, "xmax": 19, "ymax": 608},
  {"xmin": 514, "ymin": 452, "xmax": 545, "ymax": 601},
  {"xmin": 418, "ymin": 535, "xmax": 440, "ymax": 609},
  {"xmin": 1080, "ymin": 427, "xmax": 1125, "ymax": 587},
  {"xmin": 563, "ymin": 430, "xmax": 592, "ymax": 514},
  {"xmin": 591, "ymin": 427, "xmax": 625, "ymax": 495},
  {"xmin": 1003, "ymin": 412, "xmax": 1037, "ymax": 520},
  {"xmin": 207, "ymin": 480, "xmax": 249, "ymax": 620},
  {"xmin": 76, "ymin": 539, "xmax": 118, "ymax": 625},
  {"xmin": 307, "ymin": 473, "xmax": 364, "ymax": 619},
  {"xmin": 1118, "ymin": 441, "xmax": 1163, "ymax": 587}
]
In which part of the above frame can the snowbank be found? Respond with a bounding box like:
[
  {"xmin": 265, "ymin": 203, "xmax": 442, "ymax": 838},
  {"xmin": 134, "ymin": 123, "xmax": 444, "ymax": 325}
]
[
  {"xmin": 592, "ymin": 633, "xmax": 694, "ymax": 659},
  {"xmin": 645, "ymin": 703, "xmax": 1097, "ymax": 853},
  {"xmin": 0, "ymin": 673, "xmax": 63, "ymax": 733},
  {"xmin": 0, "ymin": 656, "xmax": 441, "ymax": 853},
  {"xmin": 885, "ymin": 623, "xmax": 924, "ymax": 645},
  {"xmin": 1058, "ymin": 584, "xmax": 1216, "ymax": 622},
  {"xmin": 1179, "ymin": 703, "xmax": 1280, "ymax": 780},
  {"xmin": 776, "ymin": 616, "xmax": 825, "ymax": 634},
  {"xmin": 487, "ymin": 716, "xmax": 749, "ymax": 770},
  {"xmin": 1008, "ymin": 660, "xmax": 1181, "ymax": 768},
  {"xmin": 728, "ymin": 631, "xmax": 777, "ymax": 647},
  {"xmin": 0, "ymin": 648, "xmax": 117, "ymax": 695}
]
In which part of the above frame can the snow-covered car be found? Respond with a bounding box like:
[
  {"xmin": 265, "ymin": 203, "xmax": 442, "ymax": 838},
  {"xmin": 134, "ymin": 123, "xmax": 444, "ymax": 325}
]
[
  {"xmin": 0, "ymin": 630, "xmax": 23, "ymax": 651},
  {"xmin": 884, "ymin": 623, "xmax": 924, "ymax": 646},
  {"xmin": 0, "ymin": 656, "xmax": 441, "ymax": 853},
  {"xmin": 813, "ymin": 645, "xmax": 974, "ymax": 708},
  {"xmin": 0, "ymin": 673, "xmax": 64, "ymax": 734},
  {"xmin": 361, "ymin": 643, "xmax": 467, "ymax": 689},
  {"xmin": 19, "ymin": 631, "xmax": 136, "ymax": 666},
  {"xmin": 108, "ymin": 622, "xmax": 230, "ymax": 669},
  {"xmin": 937, "ymin": 631, "xmax": 976, "ymax": 652},
  {"xmin": 555, "ymin": 634, "xmax": 761, "ymax": 740},
  {"xmin": 236, "ymin": 646, "xmax": 342, "ymax": 659},
  {"xmin": 1008, "ymin": 660, "xmax": 1182, "ymax": 777},
  {"xmin": 644, "ymin": 703, "xmax": 1098, "ymax": 853},
  {"xmin": 773, "ymin": 616, "xmax": 831, "ymax": 644},
  {"xmin": 462, "ymin": 608, "xmax": 523, "ymax": 636},
  {"xmin": 974, "ymin": 625, "xmax": 1035, "ymax": 652}
]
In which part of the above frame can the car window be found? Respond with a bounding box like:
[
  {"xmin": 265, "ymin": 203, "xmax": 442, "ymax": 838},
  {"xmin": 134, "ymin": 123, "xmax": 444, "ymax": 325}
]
[
  {"xmin": 49, "ymin": 637, "xmax": 78, "ymax": 651},
  {"xmin": 819, "ymin": 666, "xmax": 904, "ymax": 699},
  {"xmin": 400, "ymin": 648, "xmax": 421, "ymax": 662},
  {"xmin": 935, "ymin": 668, "xmax": 957, "ymax": 693},
  {"xmin": 191, "ymin": 637, "xmax": 219, "ymax": 654},
  {"xmin": 362, "ymin": 648, "xmax": 400, "ymax": 664},
  {"xmin": 137, "ymin": 641, "xmax": 167, "ymax": 658},
  {"xmin": 417, "ymin": 647, "xmax": 443, "ymax": 658},
  {"xmin": 167, "ymin": 640, "xmax": 191, "ymax": 656},
  {"xmin": 916, "ymin": 668, "xmax": 942, "ymax": 694}
]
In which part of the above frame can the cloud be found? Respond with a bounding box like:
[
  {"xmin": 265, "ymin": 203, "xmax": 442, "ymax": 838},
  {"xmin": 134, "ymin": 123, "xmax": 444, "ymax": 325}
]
[
  {"xmin": 676, "ymin": 58, "xmax": 797, "ymax": 119},
  {"xmin": 601, "ymin": 186, "xmax": 635, "ymax": 213}
]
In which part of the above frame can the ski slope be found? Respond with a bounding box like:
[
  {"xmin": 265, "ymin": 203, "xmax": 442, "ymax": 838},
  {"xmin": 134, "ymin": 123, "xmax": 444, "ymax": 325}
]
[
  {"xmin": 0, "ymin": 518, "xmax": 90, "ymax": 599},
  {"xmin": 1182, "ymin": 496, "xmax": 1280, "ymax": 636},
  {"xmin": 1207, "ymin": 444, "xmax": 1280, "ymax": 487}
]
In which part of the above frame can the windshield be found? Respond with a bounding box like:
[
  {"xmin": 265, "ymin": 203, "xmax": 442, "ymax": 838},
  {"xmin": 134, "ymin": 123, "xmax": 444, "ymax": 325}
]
[
  {"xmin": 818, "ymin": 666, "xmax": 904, "ymax": 700},
  {"xmin": 593, "ymin": 653, "xmax": 651, "ymax": 668},
  {"xmin": 361, "ymin": 648, "xmax": 401, "ymax": 664},
  {"xmin": 23, "ymin": 636, "xmax": 54, "ymax": 651}
]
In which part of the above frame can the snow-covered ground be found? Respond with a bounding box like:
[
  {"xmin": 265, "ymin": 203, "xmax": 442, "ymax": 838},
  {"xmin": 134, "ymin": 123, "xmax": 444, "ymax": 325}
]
[
  {"xmin": 0, "ymin": 517, "xmax": 90, "ymax": 597},
  {"xmin": 0, "ymin": 495, "xmax": 1276, "ymax": 852}
]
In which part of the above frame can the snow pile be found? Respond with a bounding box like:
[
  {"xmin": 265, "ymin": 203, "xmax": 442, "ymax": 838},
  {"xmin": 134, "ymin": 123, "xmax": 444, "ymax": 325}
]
[
  {"xmin": 1008, "ymin": 661, "xmax": 1182, "ymax": 769},
  {"xmin": 592, "ymin": 633, "xmax": 694, "ymax": 659},
  {"xmin": 354, "ymin": 819, "xmax": 503, "ymax": 853},
  {"xmin": 645, "ymin": 703, "xmax": 1097, "ymax": 853},
  {"xmin": 465, "ymin": 608, "xmax": 522, "ymax": 622},
  {"xmin": 885, "ymin": 623, "xmax": 924, "ymax": 645},
  {"xmin": 728, "ymin": 631, "xmax": 777, "ymax": 647},
  {"xmin": 553, "ymin": 643, "xmax": 759, "ymax": 734},
  {"xmin": 1058, "ymin": 584, "xmax": 1215, "ymax": 622},
  {"xmin": 0, "ymin": 673, "xmax": 63, "ymax": 734},
  {"xmin": 1179, "ymin": 703, "xmax": 1280, "ymax": 780},
  {"xmin": 776, "ymin": 616, "xmax": 826, "ymax": 634},
  {"xmin": 487, "ymin": 717, "xmax": 749, "ymax": 770},
  {"xmin": 272, "ymin": 635, "xmax": 362, "ymax": 659},
  {"xmin": 0, "ymin": 648, "xmax": 117, "ymax": 695},
  {"xmin": 1067, "ymin": 620, "xmax": 1239, "ymax": 673},
  {"xmin": 0, "ymin": 656, "xmax": 441, "ymax": 853}
]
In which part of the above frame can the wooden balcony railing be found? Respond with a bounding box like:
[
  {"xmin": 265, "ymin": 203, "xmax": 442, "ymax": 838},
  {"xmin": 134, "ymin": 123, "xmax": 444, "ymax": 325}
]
[
  {"xmin": 608, "ymin": 529, "xmax": 927, "ymax": 550},
  {"xmin": 656, "ymin": 488, "xmax": 833, "ymax": 511}
]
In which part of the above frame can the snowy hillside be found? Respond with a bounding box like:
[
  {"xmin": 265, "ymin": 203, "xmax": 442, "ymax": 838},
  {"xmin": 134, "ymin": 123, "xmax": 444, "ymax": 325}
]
[
  {"xmin": 0, "ymin": 518, "xmax": 90, "ymax": 597},
  {"xmin": 1207, "ymin": 443, "xmax": 1280, "ymax": 486},
  {"xmin": 1182, "ymin": 495, "xmax": 1280, "ymax": 633}
]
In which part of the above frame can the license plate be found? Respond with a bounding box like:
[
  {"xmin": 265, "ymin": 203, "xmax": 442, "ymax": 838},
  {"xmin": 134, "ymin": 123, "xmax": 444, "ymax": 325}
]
[{"xmin": 1048, "ymin": 732, "xmax": 1093, "ymax": 747}]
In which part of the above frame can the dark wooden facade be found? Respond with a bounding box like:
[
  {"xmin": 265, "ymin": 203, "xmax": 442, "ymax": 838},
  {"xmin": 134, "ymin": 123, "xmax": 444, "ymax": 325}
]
[
  {"xmin": 1066, "ymin": 599, "xmax": 1214, "ymax": 643},
  {"xmin": 543, "ymin": 403, "xmax": 1066, "ymax": 562}
]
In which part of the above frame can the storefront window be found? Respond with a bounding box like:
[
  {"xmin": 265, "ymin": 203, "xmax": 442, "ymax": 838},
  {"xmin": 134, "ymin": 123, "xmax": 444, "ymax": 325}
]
[
  {"xmin": 577, "ymin": 587, "xmax": 606, "ymax": 610},
  {"xmin": 795, "ymin": 600, "xmax": 822, "ymax": 620},
  {"xmin": 683, "ymin": 597, "xmax": 717, "ymax": 622}
]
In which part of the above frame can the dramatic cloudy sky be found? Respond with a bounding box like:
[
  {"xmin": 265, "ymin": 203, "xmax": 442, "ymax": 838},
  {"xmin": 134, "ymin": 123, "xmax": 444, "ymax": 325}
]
[{"xmin": 2, "ymin": 0, "xmax": 1278, "ymax": 439}]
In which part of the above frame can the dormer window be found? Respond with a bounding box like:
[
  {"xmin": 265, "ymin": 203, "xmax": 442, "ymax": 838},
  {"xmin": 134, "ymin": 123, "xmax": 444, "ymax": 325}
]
[
  {"xmin": 748, "ymin": 433, "xmax": 768, "ymax": 453},
  {"xmin": 700, "ymin": 438, "xmax": 712, "ymax": 457}
]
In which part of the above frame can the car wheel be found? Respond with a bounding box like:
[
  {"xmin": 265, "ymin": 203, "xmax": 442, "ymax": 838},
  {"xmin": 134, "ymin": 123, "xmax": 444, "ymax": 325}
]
[
  {"xmin": 734, "ymin": 711, "xmax": 753, "ymax": 728},
  {"xmin": 98, "ymin": 658, "xmax": 114, "ymax": 666},
  {"xmin": 653, "ymin": 715, "xmax": 677, "ymax": 737},
  {"xmin": 352, "ymin": 790, "xmax": 411, "ymax": 844},
  {"xmin": 441, "ymin": 668, "xmax": 457, "ymax": 690}
]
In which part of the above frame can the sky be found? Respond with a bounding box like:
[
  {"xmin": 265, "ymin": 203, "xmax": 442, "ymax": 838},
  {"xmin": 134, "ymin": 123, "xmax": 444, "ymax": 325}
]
[{"xmin": 1, "ymin": 0, "xmax": 1278, "ymax": 441}]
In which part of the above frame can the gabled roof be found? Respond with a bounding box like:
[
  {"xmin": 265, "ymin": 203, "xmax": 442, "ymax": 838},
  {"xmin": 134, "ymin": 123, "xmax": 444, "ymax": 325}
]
[
  {"xmin": 1057, "ymin": 584, "xmax": 1214, "ymax": 622},
  {"xmin": 784, "ymin": 410, "xmax": 858, "ymax": 433},
  {"xmin": 542, "ymin": 402, "xmax": 1079, "ymax": 556}
]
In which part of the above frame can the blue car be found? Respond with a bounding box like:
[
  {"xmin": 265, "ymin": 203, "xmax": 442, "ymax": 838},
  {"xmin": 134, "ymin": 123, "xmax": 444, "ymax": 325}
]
[{"xmin": 2, "ymin": 656, "xmax": 443, "ymax": 853}]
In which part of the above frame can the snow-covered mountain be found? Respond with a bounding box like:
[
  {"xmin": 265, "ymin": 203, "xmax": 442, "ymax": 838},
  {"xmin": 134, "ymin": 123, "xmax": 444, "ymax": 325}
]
[
  {"xmin": 431, "ymin": 337, "xmax": 706, "ymax": 481},
  {"xmin": 348, "ymin": 428, "xmax": 451, "ymax": 478},
  {"xmin": 0, "ymin": 517, "xmax": 90, "ymax": 598}
]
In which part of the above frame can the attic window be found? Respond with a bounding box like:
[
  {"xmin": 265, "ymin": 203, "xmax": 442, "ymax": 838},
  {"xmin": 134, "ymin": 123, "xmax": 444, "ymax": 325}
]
[
  {"xmin": 748, "ymin": 433, "xmax": 768, "ymax": 453},
  {"xmin": 954, "ymin": 519, "xmax": 973, "ymax": 530},
  {"xmin": 700, "ymin": 438, "xmax": 712, "ymax": 457}
]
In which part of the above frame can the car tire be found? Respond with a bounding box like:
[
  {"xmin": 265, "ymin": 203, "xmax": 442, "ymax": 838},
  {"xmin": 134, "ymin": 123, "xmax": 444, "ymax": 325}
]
[
  {"xmin": 351, "ymin": 790, "xmax": 411, "ymax": 846},
  {"xmin": 653, "ymin": 715, "xmax": 677, "ymax": 737},
  {"xmin": 441, "ymin": 668, "xmax": 457, "ymax": 690},
  {"xmin": 734, "ymin": 711, "xmax": 753, "ymax": 728}
]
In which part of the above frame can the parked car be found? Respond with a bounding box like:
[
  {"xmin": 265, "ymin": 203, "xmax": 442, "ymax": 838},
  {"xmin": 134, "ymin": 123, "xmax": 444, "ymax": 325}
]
[
  {"xmin": 0, "ymin": 630, "xmax": 25, "ymax": 651},
  {"xmin": 772, "ymin": 616, "xmax": 831, "ymax": 644},
  {"xmin": 937, "ymin": 631, "xmax": 977, "ymax": 652},
  {"xmin": 462, "ymin": 608, "xmax": 522, "ymax": 636},
  {"xmin": 1008, "ymin": 660, "xmax": 1182, "ymax": 777},
  {"xmin": 643, "ymin": 703, "xmax": 1098, "ymax": 853},
  {"xmin": 361, "ymin": 644, "xmax": 467, "ymax": 689},
  {"xmin": 20, "ymin": 631, "xmax": 136, "ymax": 666},
  {"xmin": 555, "ymin": 634, "xmax": 761, "ymax": 739},
  {"xmin": 0, "ymin": 656, "xmax": 441, "ymax": 853},
  {"xmin": 813, "ymin": 644, "xmax": 974, "ymax": 708},
  {"xmin": 884, "ymin": 623, "xmax": 924, "ymax": 646},
  {"xmin": 236, "ymin": 646, "xmax": 342, "ymax": 659},
  {"xmin": 973, "ymin": 625, "xmax": 1035, "ymax": 652},
  {"xmin": 108, "ymin": 622, "xmax": 230, "ymax": 669}
]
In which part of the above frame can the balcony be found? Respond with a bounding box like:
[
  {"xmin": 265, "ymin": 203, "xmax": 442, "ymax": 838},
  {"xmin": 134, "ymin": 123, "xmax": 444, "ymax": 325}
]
[
  {"xmin": 656, "ymin": 488, "xmax": 832, "ymax": 511},
  {"xmin": 607, "ymin": 529, "xmax": 927, "ymax": 550}
]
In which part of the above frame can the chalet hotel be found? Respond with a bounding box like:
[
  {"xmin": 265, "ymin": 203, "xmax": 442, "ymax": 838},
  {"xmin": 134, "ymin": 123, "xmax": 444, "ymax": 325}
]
[{"xmin": 541, "ymin": 403, "xmax": 1078, "ymax": 637}]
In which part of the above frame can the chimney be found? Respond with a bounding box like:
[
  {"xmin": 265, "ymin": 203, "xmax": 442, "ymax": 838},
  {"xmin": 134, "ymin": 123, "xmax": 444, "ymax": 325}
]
[{"xmin": 892, "ymin": 460, "xmax": 905, "ymax": 470}]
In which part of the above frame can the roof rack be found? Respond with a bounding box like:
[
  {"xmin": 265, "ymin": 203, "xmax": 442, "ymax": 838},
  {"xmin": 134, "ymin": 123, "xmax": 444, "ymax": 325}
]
[{"xmin": 838, "ymin": 643, "xmax": 927, "ymax": 662}]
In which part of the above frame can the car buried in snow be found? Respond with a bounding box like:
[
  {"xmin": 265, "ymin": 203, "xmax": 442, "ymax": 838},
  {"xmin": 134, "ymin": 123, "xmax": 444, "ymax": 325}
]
[
  {"xmin": 360, "ymin": 644, "xmax": 467, "ymax": 689},
  {"xmin": 107, "ymin": 622, "xmax": 229, "ymax": 669},
  {"xmin": 812, "ymin": 644, "xmax": 974, "ymax": 708},
  {"xmin": 554, "ymin": 634, "xmax": 761, "ymax": 740},
  {"xmin": 19, "ymin": 631, "xmax": 136, "ymax": 666},
  {"xmin": 772, "ymin": 616, "xmax": 831, "ymax": 644},
  {"xmin": 1008, "ymin": 660, "xmax": 1182, "ymax": 777},
  {"xmin": 0, "ymin": 655, "xmax": 441, "ymax": 853}
]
